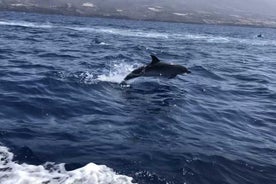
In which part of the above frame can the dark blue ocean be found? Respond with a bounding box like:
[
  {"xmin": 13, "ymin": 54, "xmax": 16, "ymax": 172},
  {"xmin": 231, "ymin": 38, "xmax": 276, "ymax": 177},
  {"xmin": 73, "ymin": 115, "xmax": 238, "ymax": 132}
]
[{"xmin": 0, "ymin": 11, "xmax": 276, "ymax": 184}]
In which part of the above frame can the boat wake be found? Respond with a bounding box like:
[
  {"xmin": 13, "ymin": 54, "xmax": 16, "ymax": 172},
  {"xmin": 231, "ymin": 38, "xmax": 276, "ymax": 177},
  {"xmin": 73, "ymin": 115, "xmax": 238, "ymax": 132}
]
[{"xmin": 0, "ymin": 145, "xmax": 135, "ymax": 184}]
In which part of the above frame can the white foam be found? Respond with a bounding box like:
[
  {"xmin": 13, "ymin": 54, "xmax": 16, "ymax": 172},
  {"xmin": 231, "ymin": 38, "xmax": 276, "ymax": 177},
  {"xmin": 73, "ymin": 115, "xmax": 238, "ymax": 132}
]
[
  {"xmin": 235, "ymin": 38, "xmax": 276, "ymax": 46},
  {"xmin": 78, "ymin": 71, "xmax": 98, "ymax": 84},
  {"xmin": 0, "ymin": 145, "xmax": 135, "ymax": 184},
  {"xmin": 76, "ymin": 62, "xmax": 137, "ymax": 84},
  {"xmin": 173, "ymin": 13, "xmax": 188, "ymax": 16},
  {"xmin": 180, "ymin": 33, "xmax": 276, "ymax": 46},
  {"xmin": 96, "ymin": 63, "xmax": 138, "ymax": 83},
  {"xmin": 0, "ymin": 20, "xmax": 53, "ymax": 29},
  {"xmin": 82, "ymin": 3, "xmax": 95, "ymax": 8},
  {"xmin": 66, "ymin": 26, "xmax": 169, "ymax": 39},
  {"xmin": 148, "ymin": 7, "xmax": 162, "ymax": 12},
  {"xmin": 181, "ymin": 34, "xmax": 230, "ymax": 43},
  {"xmin": 99, "ymin": 42, "xmax": 109, "ymax": 45}
]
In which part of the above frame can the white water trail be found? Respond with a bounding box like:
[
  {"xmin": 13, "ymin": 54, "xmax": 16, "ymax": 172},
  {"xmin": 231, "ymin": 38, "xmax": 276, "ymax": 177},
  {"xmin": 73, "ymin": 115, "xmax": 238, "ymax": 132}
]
[
  {"xmin": 0, "ymin": 20, "xmax": 53, "ymax": 28},
  {"xmin": 0, "ymin": 145, "xmax": 135, "ymax": 184}
]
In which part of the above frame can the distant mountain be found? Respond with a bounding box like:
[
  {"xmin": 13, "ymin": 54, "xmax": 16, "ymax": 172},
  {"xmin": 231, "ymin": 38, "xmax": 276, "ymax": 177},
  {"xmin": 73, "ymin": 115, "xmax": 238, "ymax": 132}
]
[{"xmin": 1, "ymin": 0, "xmax": 276, "ymax": 27}]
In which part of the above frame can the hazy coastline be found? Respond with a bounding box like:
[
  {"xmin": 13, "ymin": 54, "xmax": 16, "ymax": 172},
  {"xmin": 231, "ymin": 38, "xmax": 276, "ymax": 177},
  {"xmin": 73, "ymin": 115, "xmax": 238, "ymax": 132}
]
[{"xmin": 1, "ymin": 0, "xmax": 276, "ymax": 28}]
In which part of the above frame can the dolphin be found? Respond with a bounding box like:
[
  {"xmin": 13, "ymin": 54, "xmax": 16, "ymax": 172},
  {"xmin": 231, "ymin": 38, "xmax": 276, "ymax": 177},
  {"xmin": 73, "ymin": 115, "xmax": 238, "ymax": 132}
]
[
  {"xmin": 121, "ymin": 55, "xmax": 190, "ymax": 84},
  {"xmin": 257, "ymin": 34, "xmax": 264, "ymax": 38}
]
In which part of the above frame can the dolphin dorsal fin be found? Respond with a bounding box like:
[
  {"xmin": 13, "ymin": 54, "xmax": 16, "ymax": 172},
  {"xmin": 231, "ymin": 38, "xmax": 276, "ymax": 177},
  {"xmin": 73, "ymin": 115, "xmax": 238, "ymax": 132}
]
[{"xmin": 150, "ymin": 55, "xmax": 160, "ymax": 65}]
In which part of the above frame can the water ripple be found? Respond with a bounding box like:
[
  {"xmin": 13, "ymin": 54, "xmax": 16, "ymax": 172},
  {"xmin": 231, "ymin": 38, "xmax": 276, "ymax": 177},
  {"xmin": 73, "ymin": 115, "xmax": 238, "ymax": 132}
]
[{"xmin": 0, "ymin": 12, "xmax": 276, "ymax": 184}]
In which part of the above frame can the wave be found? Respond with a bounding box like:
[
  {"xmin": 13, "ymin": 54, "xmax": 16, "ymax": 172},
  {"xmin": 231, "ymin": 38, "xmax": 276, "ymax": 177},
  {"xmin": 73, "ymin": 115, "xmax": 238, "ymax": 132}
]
[
  {"xmin": 176, "ymin": 34, "xmax": 276, "ymax": 46},
  {"xmin": 66, "ymin": 26, "xmax": 229, "ymax": 43},
  {"xmin": 38, "ymin": 53, "xmax": 80, "ymax": 59},
  {"xmin": 1, "ymin": 19, "xmax": 276, "ymax": 46},
  {"xmin": 0, "ymin": 145, "xmax": 135, "ymax": 184},
  {"xmin": 0, "ymin": 20, "xmax": 53, "ymax": 29},
  {"xmin": 66, "ymin": 26, "xmax": 169, "ymax": 39},
  {"xmin": 235, "ymin": 38, "xmax": 276, "ymax": 46},
  {"xmin": 182, "ymin": 34, "xmax": 231, "ymax": 43},
  {"xmin": 65, "ymin": 26, "xmax": 276, "ymax": 46}
]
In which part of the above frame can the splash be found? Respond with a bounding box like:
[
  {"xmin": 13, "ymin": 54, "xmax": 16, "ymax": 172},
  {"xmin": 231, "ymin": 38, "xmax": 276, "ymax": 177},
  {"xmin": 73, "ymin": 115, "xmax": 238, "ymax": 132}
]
[
  {"xmin": 54, "ymin": 62, "xmax": 138, "ymax": 85},
  {"xmin": 0, "ymin": 145, "xmax": 135, "ymax": 184},
  {"xmin": 96, "ymin": 63, "xmax": 138, "ymax": 84}
]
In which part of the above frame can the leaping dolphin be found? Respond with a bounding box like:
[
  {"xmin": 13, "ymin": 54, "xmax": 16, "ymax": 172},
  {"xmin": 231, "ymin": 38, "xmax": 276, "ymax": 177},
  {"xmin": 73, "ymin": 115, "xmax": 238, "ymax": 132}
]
[{"xmin": 121, "ymin": 55, "xmax": 191, "ymax": 84}]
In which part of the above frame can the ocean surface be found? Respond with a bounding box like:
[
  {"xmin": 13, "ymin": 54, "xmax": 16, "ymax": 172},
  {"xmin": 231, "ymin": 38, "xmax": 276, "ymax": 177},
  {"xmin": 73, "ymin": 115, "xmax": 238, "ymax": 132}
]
[{"xmin": 0, "ymin": 11, "xmax": 276, "ymax": 184}]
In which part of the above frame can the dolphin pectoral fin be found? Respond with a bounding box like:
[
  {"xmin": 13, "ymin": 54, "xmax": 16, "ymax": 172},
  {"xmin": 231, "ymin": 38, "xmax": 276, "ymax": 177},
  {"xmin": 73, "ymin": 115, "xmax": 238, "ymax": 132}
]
[{"xmin": 168, "ymin": 74, "xmax": 177, "ymax": 79}]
